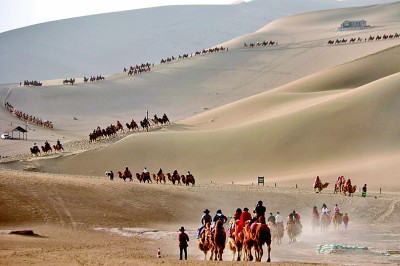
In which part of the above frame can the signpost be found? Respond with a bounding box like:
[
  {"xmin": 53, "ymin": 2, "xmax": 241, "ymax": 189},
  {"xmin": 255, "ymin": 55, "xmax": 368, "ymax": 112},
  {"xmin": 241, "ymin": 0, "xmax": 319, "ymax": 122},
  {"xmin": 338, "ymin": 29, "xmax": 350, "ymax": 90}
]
[{"xmin": 258, "ymin": 176, "xmax": 264, "ymax": 186}]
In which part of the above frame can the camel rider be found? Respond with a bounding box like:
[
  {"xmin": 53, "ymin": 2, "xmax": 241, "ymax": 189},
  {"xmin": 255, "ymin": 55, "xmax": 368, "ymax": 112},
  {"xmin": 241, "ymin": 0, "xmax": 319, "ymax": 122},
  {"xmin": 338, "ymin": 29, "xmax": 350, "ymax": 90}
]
[
  {"xmin": 124, "ymin": 166, "xmax": 130, "ymax": 176},
  {"xmin": 130, "ymin": 119, "xmax": 136, "ymax": 126},
  {"xmin": 213, "ymin": 210, "xmax": 228, "ymax": 230},
  {"xmin": 312, "ymin": 206, "xmax": 319, "ymax": 219},
  {"xmin": 173, "ymin": 169, "xmax": 178, "ymax": 176},
  {"xmin": 267, "ymin": 213, "xmax": 276, "ymax": 224},
  {"xmin": 143, "ymin": 167, "xmax": 148, "ymax": 174},
  {"xmin": 33, "ymin": 142, "xmax": 37, "ymax": 148},
  {"xmin": 57, "ymin": 139, "xmax": 61, "ymax": 146},
  {"xmin": 344, "ymin": 179, "xmax": 352, "ymax": 190},
  {"xmin": 322, "ymin": 204, "xmax": 329, "ymax": 216},
  {"xmin": 236, "ymin": 207, "xmax": 252, "ymax": 237},
  {"xmin": 117, "ymin": 120, "xmax": 122, "ymax": 128},
  {"xmin": 157, "ymin": 168, "xmax": 163, "ymax": 175},
  {"xmin": 252, "ymin": 200, "xmax": 266, "ymax": 223},
  {"xmin": 196, "ymin": 209, "xmax": 212, "ymax": 239},
  {"xmin": 314, "ymin": 176, "xmax": 321, "ymax": 190},
  {"xmin": 229, "ymin": 208, "xmax": 242, "ymax": 236},
  {"xmin": 334, "ymin": 204, "xmax": 340, "ymax": 214},
  {"xmin": 291, "ymin": 210, "xmax": 301, "ymax": 227},
  {"xmin": 187, "ymin": 171, "xmax": 193, "ymax": 177},
  {"xmin": 275, "ymin": 212, "xmax": 283, "ymax": 225}
]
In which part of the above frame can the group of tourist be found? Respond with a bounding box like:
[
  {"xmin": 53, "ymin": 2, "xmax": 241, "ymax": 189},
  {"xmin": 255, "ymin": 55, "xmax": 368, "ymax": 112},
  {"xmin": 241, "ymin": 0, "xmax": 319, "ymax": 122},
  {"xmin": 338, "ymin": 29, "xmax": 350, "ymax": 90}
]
[
  {"xmin": 4, "ymin": 102, "xmax": 53, "ymax": 129},
  {"xmin": 20, "ymin": 80, "xmax": 42, "ymax": 86},
  {"xmin": 327, "ymin": 31, "xmax": 399, "ymax": 45},
  {"xmin": 314, "ymin": 175, "xmax": 367, "ymax": 197}
]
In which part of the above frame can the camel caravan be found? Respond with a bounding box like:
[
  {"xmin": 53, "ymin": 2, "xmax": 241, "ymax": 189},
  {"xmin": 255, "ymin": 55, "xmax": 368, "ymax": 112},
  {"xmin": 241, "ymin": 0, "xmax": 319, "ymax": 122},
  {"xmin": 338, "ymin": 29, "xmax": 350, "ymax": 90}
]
[
  {"xmin": 327, "ymin": 31, "xmax": 400, "ymax": 45},
  {"xmin": 199, "ymin": 200, "xmax": 351, "ymax": 262},
  {"xmin": 160, "ymin": 46, "xmax": 228, "ymax": 64},
  {"xmin": 198, "ymin": 203, "xmax": 272, "ymax": 262},
  {"xmin": 88, "ymin": 113, "xmax": 170, "ymax": 142},
  {"xmin": 106, "ymin": 167, "xmax": 196, "ymax": 186},
  {"xmin": 314, "ymin": 175, "xmax": 358, "ymax": 196},
  {"xmin": 30, "ymin": 140, "xmax": 64, "ymax": 157},
  {"xmin": 311, "ymin": 204, "xmax": 350, "ymax": 233},
  {"xmin": 243, "ymin": 40, "xmax": 278, "ymax": 48}
]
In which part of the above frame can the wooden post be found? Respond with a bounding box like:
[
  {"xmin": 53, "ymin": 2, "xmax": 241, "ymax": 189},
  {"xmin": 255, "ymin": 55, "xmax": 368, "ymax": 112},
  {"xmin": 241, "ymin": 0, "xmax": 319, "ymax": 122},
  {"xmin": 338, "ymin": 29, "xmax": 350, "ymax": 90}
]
[
  {"xmin": 380, "ymin": 188, "xmax": 381, "ymax": 194},
  {"xmin": 296, "ymin": 184, "xmax": 298, "ymax": 188},
  {"xmin": 275, "ymin": 183, "xmax": 276, "ymax": 187}
]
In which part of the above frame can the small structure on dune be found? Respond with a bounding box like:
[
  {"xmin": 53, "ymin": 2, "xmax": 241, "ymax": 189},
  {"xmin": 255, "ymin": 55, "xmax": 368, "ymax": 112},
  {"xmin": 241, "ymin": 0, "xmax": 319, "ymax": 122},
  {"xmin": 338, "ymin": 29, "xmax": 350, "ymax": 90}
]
[
  {"xmin": 4, "ymin": 126, "xmax": 28, "ymax": 140},
  {"xmin": 338, "ymin": 20, "xmax": 369, "ymax": 31}
]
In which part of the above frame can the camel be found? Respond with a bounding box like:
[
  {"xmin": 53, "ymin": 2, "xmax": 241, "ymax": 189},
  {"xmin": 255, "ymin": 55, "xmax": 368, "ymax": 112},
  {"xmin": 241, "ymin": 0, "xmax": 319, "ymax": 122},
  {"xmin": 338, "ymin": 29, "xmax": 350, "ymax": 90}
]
[
  {"xmin": 185, "ymin": 174, "xmax": 195, "ymax": 186},
  {"xmin": 334, "ymin": 182, "xmax": 344, "ymax": 194},
  {"xmin": 311, "ymin": 216, "xmax": 320, "ymax": 232},
  {"xmin": 198, "ymin": 222, "xmax": 213, "ymax": 260},
  {"xmin": 320, "ymin": 213, "xmax": 331, "ymax": 232},
  {"xmin": 251, "ymin": 216, "xmax": 271, "ymax": 262},
  {"xmin": 332, "ymin": 212, "xmax": 343, "ymax": 230},
  {"xmin": 30, "ymin": 146, "xmax": 41, "ymax": 156},
  {"xmin": 136, "ymin": 172, "xmax": 151, "ymax": 183},
  {"xmin": 227, "ymin": 220, "xmax": 244, "ymax": 261},
  {"xmin": 315, "ymin": 182, "xmax": 329, "ymax": 193},
  {"xmin": 210, "ymin": 220, "xmax": 226, "ymax": 261},
  {"xmin": 243, "ymin": 220, "xmax": 254, "ymax": 261},
  {"xmin": 52, "ymin": 144, "xmax": 64, "ymax": 153},
  {"xmin": 268, "ymin": 222, "xmax": 278, "ymax": 245},
  {"xmin": 286, "ymin": 216, "xmax": 300, "ymax": 243},
  {"xmin": 181, "ymin": 175, "xmax": 186, "ymax": 184},
  {"xmin": 276, "ymin": 222, "xmax": 284, "ymax": 245},
  {"xmin": 118, "ymin": 171, "xmax": 132, "ymax": 182},
  {"xmin": 41, "ymin": 145, "xmax": 52, "ymax": 155},
  {"xmin": 158, "ymin": 172, "xmax": 166, "ymax": 184},
  {"xmin": 343, "ymin": 185, "xmax": 357, "ymax": 196},
  {"xmin": 166, "ymin": 172, "xmax": 181, "ymax": 185}
]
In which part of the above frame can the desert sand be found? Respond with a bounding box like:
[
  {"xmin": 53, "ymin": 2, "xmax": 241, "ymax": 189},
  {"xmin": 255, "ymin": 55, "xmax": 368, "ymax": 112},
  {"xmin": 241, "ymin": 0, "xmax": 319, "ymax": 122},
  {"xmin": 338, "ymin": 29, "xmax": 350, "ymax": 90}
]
[{"xmin": 1, "ymin": 1, "xmax": 400, "ymax": 265}]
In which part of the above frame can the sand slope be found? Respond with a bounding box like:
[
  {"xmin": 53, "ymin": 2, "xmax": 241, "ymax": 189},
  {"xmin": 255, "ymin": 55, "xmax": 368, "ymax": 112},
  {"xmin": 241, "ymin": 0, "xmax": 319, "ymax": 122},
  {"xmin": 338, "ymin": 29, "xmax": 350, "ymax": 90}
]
[{"xmin": 24, "ymin": 3, "xmax": 400, "ymax": 191}]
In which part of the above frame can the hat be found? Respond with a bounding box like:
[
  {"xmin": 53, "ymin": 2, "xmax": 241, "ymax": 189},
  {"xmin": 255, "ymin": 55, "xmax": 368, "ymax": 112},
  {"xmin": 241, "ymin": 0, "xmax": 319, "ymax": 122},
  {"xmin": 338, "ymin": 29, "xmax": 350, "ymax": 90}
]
[
  {"xmin": 270, "ymin": 213, "xmax": 273, "ymax": 215},
  {"xmin": 236, "ymin": 208, "xmax": 242, "ymax": 213},
  {"xmin": 243, "ymin": 207, "xmax": 249, "ymax": 211},
  {"xmin": 216, "ymin": 210, "xmax": 222, "ymax": 214},
  {"xmin": 179, "ymin": 226, "xmax": 185, "ymax": 232},
  {"xmin": 203, "ymin": 209, "xmax": 210, "ymax": 213}
]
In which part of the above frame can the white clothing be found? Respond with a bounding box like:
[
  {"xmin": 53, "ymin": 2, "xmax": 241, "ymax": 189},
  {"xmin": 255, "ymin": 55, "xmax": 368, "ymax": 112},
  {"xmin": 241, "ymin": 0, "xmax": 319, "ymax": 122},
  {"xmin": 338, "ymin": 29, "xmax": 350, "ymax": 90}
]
[
  {"xmin": 322, "ymin": 207, "xmax": 329, "ymax": 214},
  {"xmin": 275, "ymin": 214, "xmax": 283, "ymax": 223}
]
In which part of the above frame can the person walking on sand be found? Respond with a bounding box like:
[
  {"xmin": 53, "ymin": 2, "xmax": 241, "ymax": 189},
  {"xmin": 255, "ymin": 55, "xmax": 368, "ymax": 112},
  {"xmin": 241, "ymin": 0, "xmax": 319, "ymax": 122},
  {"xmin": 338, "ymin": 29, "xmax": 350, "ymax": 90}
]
[
  {"xmin": 362, "ymin": 184, "xmax": 367, "ymax": 197},
  {"xmin": 178, "ymin": 226, "xmax": 189, "ymax": 260}
]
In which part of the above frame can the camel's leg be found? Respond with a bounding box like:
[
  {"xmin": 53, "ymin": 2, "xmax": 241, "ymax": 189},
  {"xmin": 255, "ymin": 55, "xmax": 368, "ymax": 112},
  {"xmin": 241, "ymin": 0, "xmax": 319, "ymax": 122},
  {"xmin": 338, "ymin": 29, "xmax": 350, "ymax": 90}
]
[{"xmin": 266, "ymin": 245, "xmax": 271, "ymax": 262}]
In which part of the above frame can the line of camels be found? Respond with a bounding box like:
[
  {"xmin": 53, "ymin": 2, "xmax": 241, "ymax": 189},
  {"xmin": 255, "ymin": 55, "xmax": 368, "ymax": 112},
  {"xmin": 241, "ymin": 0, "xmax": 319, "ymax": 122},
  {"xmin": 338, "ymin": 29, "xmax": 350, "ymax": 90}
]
[
  {"xmin": 30, "ymin": 142, "xmax": 64, "ymax": 156},
  {"xmin": 327, "ymin": 32, "xmax": 399, "ymax": 45},
  {"xmin": 314, "ymin": 178, "xmax": 357, "ymax": 196},
  {"xmin": 107, "ymin": 169, "xmax": 195, "ymax": 186},
  {"xmin": 199, "ymin": 216, "xmax": 272, "ymax": 262},
  {"xmin": 243, "ymin": 40, "xmax": 278, "ymax": 48},
  {"xmin": 199, "ymin": 208, "xmax": 348, "ymax": 262},
  {"xmin": 89, "ymin": 114, "xmax": 170, "ymax": 142}
]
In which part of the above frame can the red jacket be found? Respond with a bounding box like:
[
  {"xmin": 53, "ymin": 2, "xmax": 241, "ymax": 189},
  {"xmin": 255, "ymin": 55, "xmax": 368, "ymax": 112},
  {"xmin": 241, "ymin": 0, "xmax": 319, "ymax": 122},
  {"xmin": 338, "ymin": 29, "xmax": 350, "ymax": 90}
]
[{"xmin": 238, "ymin": 211, "xmax": 253, "ymax": 227}]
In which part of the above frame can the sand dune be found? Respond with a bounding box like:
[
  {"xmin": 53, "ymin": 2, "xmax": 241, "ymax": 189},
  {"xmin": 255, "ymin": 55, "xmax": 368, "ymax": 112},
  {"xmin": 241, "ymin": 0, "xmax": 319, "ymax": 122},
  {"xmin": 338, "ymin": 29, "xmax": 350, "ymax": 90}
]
[
  {"xmin": 1, "ymin": 3, "xmax": 400, "ymax": 265},
  {"xmin": 19, "ymin": 3, "xmax": 399, "ymax": 191}
]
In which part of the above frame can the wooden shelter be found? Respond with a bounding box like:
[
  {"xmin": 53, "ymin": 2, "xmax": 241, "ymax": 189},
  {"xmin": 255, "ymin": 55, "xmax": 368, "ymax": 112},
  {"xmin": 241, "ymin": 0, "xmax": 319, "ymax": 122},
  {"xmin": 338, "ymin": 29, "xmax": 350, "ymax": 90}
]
[{"xmin": 4, "ymin": 126, "xmax": 28, "ymax": 140}]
